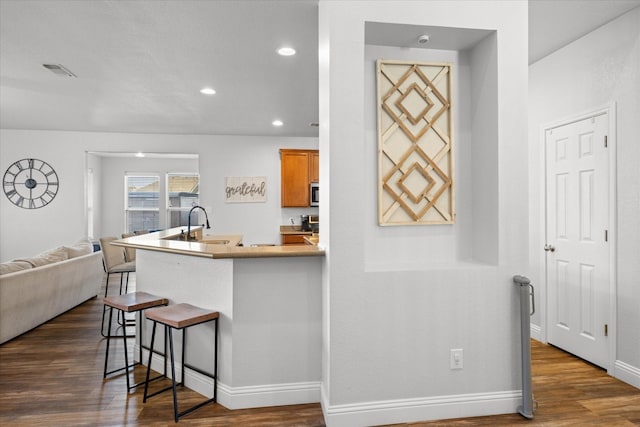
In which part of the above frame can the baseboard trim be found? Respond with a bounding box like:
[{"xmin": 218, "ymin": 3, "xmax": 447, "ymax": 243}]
[
  {"xmin": 322, "ymin": 390, "xmax": 521, "ymax": 427},
  {"xmin": 530, "ymin": 323, "xmax": 542, "ymax": 341},
  {"xmin": 138, "ymin": 346, "xmax": 321, "ymax": 409},
  {"xmin": 216, "ymin": 381, "xmax": 321, "ymax": 409},
  {"xmin": 614, "ymin": 360, "xmax": 640, "ymax": 389}
]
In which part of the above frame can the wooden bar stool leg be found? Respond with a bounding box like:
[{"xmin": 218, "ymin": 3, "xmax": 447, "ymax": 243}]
[
  {"xmin": 176, "ymin": 319, "xmax": 217, "ymax": 420},
  {"xmin": 122, "ymin": 309, "xmax": 131, "ymax": 391},
  {"xmin": 103, "ymin": 292, "xmax": 168, "ymax": 394},
  {"xmin": 103, "ymin": 306, "xmax": 114, "ymax": 378},
  {"xmin": 214, "ymin": 316, "xmax": 218, "ymax": 403},
  {"xmin": 142, "ymin": 304, "xmax": 219, "ymax": 422},
  {"xmin": 100, "ymin": 273, "xmax": 112, "ymax": 338},
  {"xmin": 143, "ymin": 320, "xmax": 158, "ymax": 403},
  {"xmin": 180, "ymin": 328, "xmax": 186, "ymax": 388},
  {"xmin": 143, "ymin": 323, "xmax": 172, "ymax": 402},
  {"xmin": 169, "ymin": 327, "xmax": 180, "ymax": 422},
  {"xmin": 103, "ymin": 304, "xmax": 137, "ymax": 389}
]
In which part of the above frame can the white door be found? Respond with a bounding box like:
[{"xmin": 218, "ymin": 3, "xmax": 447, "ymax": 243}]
[{"xmin": 545, "ymin": 112, "xmax": 610, "ymax": 369}]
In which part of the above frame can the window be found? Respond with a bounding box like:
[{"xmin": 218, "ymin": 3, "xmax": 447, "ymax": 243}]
[
  {"xmin": 167, "ymin": 173, "xmax": 200, "ymax": 228},
  {"xmin": 125, "ymin": 175, "xmax": 160, "ymax": 232}
]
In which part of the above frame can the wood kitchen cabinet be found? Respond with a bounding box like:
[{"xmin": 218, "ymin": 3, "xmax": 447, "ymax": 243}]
[
  {"xmin": 280, "ymin": 149, "xmax": 319, "ymax": 207},
  {"xmin": 309, "ymin": 151, "xmax": 319, "ymax": 183},
  {"xmin": 281, "ymin": 234, "xmax": 308, "ymax": 245}
]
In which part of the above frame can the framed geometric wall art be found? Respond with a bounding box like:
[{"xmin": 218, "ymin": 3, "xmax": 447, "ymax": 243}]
[{"xmin": 377, "ymin": 60, "xmax": 455, "ymax": 225}]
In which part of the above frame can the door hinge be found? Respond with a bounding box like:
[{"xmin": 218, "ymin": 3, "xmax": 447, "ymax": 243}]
[
  {"xmin": 605, "ymin": 230, "xmax": 608, "ymax": 242},
  {"xmin": 604, "ymin": 324, "xmax": 608, "ymax": 337},
  {"xmin": 605, "ymin": 135, "xmax": 608, "ymax": 147}
]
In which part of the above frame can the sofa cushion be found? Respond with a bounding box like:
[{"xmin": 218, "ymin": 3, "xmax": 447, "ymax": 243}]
[
  {"xmin": 16, "ymin": 248, "xmax": 69, "ymax": 268},
  {"xmin": 64, "ymin": 239, "xmax": 93, "ymax": 258},
  {"xmin": 0, "ymin": 261, "xmax": 33, "ymax": 275}
]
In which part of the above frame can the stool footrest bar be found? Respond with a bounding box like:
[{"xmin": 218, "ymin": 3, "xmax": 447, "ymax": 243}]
[
  {"xmin": 178, "ymin": 397, "xmax": 217, "ymax": 419},
  {"xmin": 104, "ymin": 361, "xmax": 139, "ymax": 377}
]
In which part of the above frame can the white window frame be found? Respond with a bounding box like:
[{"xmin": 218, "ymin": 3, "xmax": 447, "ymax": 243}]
[
  {"xmin": 166, "ymin": 173, "xmax": 200, "ymax": 228},
  {"xmin": 124, "ymin": 173, "xmax": 161, "ymax": 233}
]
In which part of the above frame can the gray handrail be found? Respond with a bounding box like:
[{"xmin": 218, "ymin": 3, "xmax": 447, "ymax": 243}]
[
  {"xmin": 513, "ymin": 274, "xmax": 535, "ymax": 419},
  {"xmin": 514, "ymin": 274, "xmax": 535, "ymax": 315}
]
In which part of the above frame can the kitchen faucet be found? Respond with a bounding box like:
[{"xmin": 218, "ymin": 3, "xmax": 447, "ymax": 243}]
[{"xmin": 186, "ymin": 205, "xmax": 211, "ymax": 241}]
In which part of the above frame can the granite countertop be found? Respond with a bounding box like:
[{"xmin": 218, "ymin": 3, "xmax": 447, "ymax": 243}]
[{"xmin": 113, "ymin": 226, "xmax": 324, "ymax": 259}]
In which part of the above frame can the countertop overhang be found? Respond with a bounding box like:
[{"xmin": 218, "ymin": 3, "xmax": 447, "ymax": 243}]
[{"xmin": 112, "ymin": 227, "xmax": 325, "ymax": 259}]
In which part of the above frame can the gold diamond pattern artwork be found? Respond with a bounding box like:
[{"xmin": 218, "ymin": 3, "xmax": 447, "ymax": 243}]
[{"xmin": 377, "ymin": 60, "xmax": 454, "ymax": 225}]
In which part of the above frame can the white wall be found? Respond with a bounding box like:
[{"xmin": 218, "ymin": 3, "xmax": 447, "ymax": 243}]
[
  {"xmin": 319, "ymin": 1, "xmax": 528, "ymax": 425},
  {"xmin": 86, "ymin": 153, "xmax": 103, "ymax": 239},
  {"xmin": 0, "ymin": 130, "xmax": 317, "ymax": 262},
  {"xmin": 528, "ymin": 7, "xmax": 640, "ymax": 386}
]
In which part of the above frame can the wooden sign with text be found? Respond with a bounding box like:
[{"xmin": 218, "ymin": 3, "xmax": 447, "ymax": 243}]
[{"xmin": 225, "ymin": 176, "xmax": 267, "ymax": 203}]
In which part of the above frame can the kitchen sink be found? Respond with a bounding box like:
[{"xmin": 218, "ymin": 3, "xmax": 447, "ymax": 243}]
[{"xmin": 202, "ymin": 239, "xmax": 230, "ymax": 245}]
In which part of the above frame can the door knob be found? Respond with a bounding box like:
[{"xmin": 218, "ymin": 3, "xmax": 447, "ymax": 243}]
[{"xmin": 544, "ymin": 244, "xmax": 555, "ymax": 252}]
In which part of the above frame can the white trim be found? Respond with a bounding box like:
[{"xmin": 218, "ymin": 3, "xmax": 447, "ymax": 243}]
[
  {"xmin": 320, "ymin": 381, "xmax": 329, "ymax": 421},
  {"xmin": 322, "ymin": 390, "xmax": 521, "ymax": 427},
  {"xmin": 540, "ymin": 102, "xmax": 617, "ymax": 373},
  {"xmin": 530, "ymin": 323, "xmax": 542, "ymax": 342},
  {"xmin": 216, "ymin": 381, "xmax": 321, "ymax": 410},
  {"xmin": 538, "ymin": 121, "xmax": 548, "ymax": 344},
  {"xmin": 605, "ymin": 104, "xmax": 618, "ymax": 376},
  {"xmin": 138, "ymin": 347, "xmax": 321, "ymax": 410},
  {"xmin": 614, "ymin": 360, "xmax": 640, "ymax": 389}
]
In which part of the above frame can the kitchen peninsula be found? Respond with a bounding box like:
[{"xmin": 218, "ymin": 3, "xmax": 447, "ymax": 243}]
[{"xmin": 113, "ymin": 227, "xmax": 324, "ymax": 410}]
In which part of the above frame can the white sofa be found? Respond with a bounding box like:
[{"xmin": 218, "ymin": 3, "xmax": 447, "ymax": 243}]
[{"xmin": 0, "ymin": 240, "xmax": 104, "ymax": 344}]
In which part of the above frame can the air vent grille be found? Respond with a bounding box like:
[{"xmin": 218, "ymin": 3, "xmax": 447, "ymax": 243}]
[{"xmin": 42, "ymin": 64, "xmax": 77, "ymax": 77}]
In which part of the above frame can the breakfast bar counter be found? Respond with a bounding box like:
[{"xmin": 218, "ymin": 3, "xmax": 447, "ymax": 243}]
[
  {"xmin": 113, "ymin": 226, "xmax": 324, "ymax": 259},
  {"xmin": 112, "ymin": 227, "xmax": 323, "ymax": 410}
]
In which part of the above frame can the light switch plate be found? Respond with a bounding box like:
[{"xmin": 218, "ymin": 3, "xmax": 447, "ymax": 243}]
[{"xmin": 450, "ymin": 348, "xmax": 463, "ymax": 370}]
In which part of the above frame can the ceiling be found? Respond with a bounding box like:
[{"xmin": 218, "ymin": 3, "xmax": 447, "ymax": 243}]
[
  {"xmin": 1, "ymin": 0, "xmax": 638, "ymax": 138},
  {"xmin": 528, "ymin": 0, "xmax": 640, "ymax": 63}
]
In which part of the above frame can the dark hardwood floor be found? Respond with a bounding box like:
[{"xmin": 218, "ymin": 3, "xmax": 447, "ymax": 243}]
[{"xmin": 1, "ymin": 274, "xmax": 638, "ymax": 426}]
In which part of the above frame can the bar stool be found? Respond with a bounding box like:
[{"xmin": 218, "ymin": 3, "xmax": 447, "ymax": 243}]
[
  {"xmin": 100, "ymin": 237, "xmax": 136, "ymax": 337},
  {"xmin": 103, "ymin": 292, "xmax": 169, "ymax": 392},
  {"xmin": 143, "ymin": 303, "xmax": 219, "ymax": 422}
]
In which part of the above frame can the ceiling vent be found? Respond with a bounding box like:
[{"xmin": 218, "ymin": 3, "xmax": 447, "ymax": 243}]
[{"xmin": 42, "ymin": 64, "xmax": 77, "ymax": 77}]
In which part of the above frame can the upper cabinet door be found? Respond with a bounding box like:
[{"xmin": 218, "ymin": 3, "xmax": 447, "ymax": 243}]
[
  {"xmin": 281, "ymin": 149, "xmax": 311, "ymax": 207},
  {"xmin": 280, "ymin": 149, "xmax": 319, "ymax": 207},
  {"xmin": 309, "ymin": 151, "xmax": 319, "ymax": 183}
]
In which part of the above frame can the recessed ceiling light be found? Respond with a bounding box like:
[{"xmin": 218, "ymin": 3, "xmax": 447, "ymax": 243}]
[
  {"xmin": 418, "ymin": 34, "xmax": 430, "ymax": 44},
  {"xmin": 277, "ymin": 47, "xmax": 296, "ymax": 56},
  {"xmin": 272, "ymin": 120, "xmax": 284, "ymax": 127},
  {"xmin": 200, "ymin": 87, "xmax": 216, "ymax": 95}
]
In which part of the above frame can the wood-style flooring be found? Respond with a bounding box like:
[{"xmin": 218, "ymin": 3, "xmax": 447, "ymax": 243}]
[{"xmin": 0, "ymin": 273, "xmax": 638, "ymax": 426}]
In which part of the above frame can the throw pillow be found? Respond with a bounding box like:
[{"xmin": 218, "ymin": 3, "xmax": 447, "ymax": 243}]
[
  {"xmin": 16, "ymin": 248, "xmax": 69, "ymax": 268},
  {"xmin": 64, "ymin": 239, "xmax": 93, "ymax": 258},
  {"xmin": 0, "ymin": 261, "xmax": 33, "ymax": 275}
]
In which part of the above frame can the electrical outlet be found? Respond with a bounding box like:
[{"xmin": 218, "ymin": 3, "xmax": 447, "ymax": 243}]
[{"xmin": 450, "ymin": 349, "xmax": 463, "ymax": 370}]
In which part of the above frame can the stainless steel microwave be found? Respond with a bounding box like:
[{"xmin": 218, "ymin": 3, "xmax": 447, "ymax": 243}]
[{"xmin": 310, "ymin": 182, "xmax": 319, "ymax": 207}]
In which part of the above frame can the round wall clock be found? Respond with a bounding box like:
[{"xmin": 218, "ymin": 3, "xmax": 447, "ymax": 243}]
[{"xmin": 3, "ymin": 158, "xmax": 59, "ymax": 209}]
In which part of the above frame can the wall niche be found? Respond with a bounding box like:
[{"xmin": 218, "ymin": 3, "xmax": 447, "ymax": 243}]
[{"xmin": 364, "ymin": 22, "xmax": 498, "ymax": 270}]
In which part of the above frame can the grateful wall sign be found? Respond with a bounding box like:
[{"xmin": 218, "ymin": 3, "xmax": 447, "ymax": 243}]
[{"xmin": 225, "ymin": 176, "xmax": 267, "ymax": 203}]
